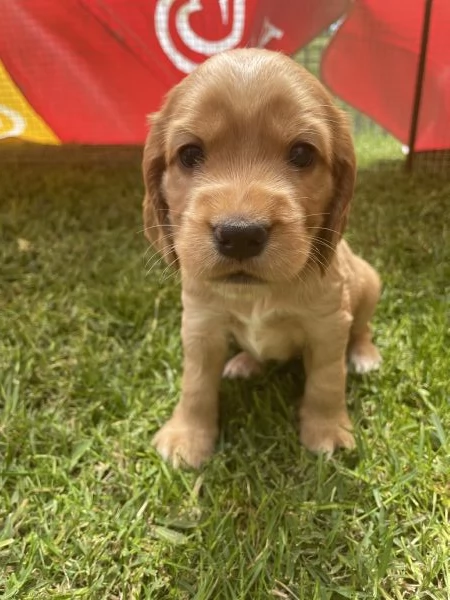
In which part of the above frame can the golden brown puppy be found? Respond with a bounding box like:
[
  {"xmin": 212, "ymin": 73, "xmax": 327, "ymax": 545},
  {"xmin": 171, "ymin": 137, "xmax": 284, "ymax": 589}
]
[{"xmin": 143, "ymin": 48, "xmax": 381, "ymax": 468}]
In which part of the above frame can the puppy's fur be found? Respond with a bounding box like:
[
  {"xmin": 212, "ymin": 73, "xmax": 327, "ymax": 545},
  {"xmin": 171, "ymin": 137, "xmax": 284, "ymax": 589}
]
[{"xmin": 143, "ymin": 49, "xmax": 381, "ymax": 468}]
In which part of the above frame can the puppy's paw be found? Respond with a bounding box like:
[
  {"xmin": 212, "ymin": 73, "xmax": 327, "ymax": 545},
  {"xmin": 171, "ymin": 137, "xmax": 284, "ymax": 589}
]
[
  {"xmin": 349, "ymin": 341, "xmax": 382, "ymax": 374},
  {"xmin": 152, "ymin": 418, "xmax": 217, "ymax": 469},
  {"xmin": 299, "ymin": 412, "xmax": 355, "ymax": 457},
  {"xmin": 223, "ymin": 352, "xmax": 262, "ymax": 379}
]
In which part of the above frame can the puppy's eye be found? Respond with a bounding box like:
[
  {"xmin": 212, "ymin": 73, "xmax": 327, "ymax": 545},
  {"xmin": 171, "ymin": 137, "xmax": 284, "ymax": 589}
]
[
  {"xmin": 288, "ymin": 143, "xmax": 316, "ymax": 169},
  {"xmin": 178, "ymin": 144, "xmax": 205, "ymax": 169}
]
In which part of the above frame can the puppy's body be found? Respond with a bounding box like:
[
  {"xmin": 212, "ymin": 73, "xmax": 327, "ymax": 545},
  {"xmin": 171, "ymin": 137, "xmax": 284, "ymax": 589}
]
[
  {"xmin": 143, "ymin": 49, "xmax": 381, "ymax": 468},
  {"xmin": 182, "ymin": 239, "xmax": 379, "ymax": 366}
]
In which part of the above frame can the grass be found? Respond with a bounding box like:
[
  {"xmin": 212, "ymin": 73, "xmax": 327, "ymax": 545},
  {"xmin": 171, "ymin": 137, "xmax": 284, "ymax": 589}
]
[{"xmin": 0, "ymin": 142, "xmax": 449, "ymax": 600}]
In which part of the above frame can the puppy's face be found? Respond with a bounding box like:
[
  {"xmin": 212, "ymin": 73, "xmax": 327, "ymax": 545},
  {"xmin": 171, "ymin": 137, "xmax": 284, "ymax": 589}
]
[{"xmin": 143, "ymin": 49, "xmax": 355, "ymax": 286}]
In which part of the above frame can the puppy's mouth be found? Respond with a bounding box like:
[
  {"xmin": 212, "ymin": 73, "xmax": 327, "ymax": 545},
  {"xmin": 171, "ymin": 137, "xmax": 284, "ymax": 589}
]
[{"xmin": 215, "ymin": 271, "xmax": 265, "ymax": 285}]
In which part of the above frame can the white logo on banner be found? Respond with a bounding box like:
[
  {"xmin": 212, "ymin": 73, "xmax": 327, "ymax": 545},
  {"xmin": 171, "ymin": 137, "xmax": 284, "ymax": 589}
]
[
  {"xmin": 155, "ymin": 0, "xmax": 284, "ymax": 73},
  {"xmin": 0, "ymin": 104, "xmax": 26, "ymax": 139},
  {"xmin": 256, "ymin": 17, "xmax": 283, "ymax": 48}
]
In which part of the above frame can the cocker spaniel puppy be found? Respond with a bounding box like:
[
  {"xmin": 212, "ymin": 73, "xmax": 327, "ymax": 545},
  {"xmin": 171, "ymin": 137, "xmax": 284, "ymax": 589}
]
[{"xmin": 143, "ymin": 49, "xmax": 381, "ymax": 468}]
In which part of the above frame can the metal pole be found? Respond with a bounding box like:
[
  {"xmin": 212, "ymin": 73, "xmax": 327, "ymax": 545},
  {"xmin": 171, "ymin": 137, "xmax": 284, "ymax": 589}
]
[{"xmin": 405, "ymin": 0, "xmax": 433, "ymax": 172}]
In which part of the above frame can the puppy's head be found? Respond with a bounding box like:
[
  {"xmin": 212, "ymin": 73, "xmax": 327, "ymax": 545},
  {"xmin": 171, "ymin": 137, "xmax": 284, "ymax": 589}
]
[{"xmin": 143, "ymin": 49, "xmax": 355, "ymax": 286}]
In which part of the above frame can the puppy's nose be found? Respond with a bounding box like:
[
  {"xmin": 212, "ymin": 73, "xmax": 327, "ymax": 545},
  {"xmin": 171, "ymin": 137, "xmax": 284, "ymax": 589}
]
[{"xmin": 214, "ymin": 221, "xmax": 268, "ymax": 260}]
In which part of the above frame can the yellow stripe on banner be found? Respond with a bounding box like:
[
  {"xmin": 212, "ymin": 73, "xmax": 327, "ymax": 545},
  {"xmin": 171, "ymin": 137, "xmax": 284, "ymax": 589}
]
[{"xmin": 0, "ymin": 61, "xmax": 60, "ymax": 144}]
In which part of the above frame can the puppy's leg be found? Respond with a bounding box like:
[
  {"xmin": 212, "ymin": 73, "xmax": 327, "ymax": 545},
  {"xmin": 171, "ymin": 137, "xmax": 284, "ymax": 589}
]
[
  {"xmin": 153, "ymin": 318, "xmax": 227, "ymax": 468},
  {"xmin": 349, "ymin": 263, "xmax": 382, "ymax": 374},
  {"xmin": 223, "ymin": 351, "xmax": 262, "ymax": 379},
  {"xmin": 299, "ymin": 318, "xmax": 355, "ymax": 455}
]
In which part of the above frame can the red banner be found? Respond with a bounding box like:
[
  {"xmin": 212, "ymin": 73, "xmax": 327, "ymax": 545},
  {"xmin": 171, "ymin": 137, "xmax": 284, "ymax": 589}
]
[
  {"xmin": 0, "ymin": 0, "xmax": 349, "ymax": 144},
  {"xmin": 322, "ymin": 0, "xmax": 450, "ymax": 151}
]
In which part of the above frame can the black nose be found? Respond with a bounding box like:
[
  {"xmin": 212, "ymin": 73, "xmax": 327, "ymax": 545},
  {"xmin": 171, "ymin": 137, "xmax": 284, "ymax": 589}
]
[{"xmin": 214, "ymin": 221, "xmax": 269, "ymax": 260}]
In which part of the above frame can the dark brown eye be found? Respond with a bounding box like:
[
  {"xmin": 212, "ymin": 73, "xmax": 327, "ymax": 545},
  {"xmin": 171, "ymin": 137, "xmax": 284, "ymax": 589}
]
[
  {"xmin": 178, "ymin": 144, "xmax": 204, "ymax": 169},
  {"xmin": 289, "ymin": 143, "xmax": 316, "ymax": 169}
]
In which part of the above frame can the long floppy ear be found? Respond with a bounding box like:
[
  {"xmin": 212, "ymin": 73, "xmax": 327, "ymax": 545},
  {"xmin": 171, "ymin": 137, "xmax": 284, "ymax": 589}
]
[
  {"xmin": 142, "ymin": 108, "xmax": 178, "ymax": 266},
  {"xmin": 313, "ymin": 113, "xmax": 356, "ymax": 271}
]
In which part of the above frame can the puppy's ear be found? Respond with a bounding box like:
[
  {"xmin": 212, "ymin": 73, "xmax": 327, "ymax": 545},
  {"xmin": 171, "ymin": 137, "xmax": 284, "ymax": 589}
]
[
  {"xmin": 142, "ymin": 108, "xmax": 178, "ymax": 266},
  {"xmin": 314, "ymin": 114, "xmax": 356, "ymax": 271}
]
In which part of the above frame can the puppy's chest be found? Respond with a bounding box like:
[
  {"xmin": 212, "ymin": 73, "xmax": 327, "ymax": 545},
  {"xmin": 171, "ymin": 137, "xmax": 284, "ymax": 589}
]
[{"xmin": 229, "ymin": 308, "xmax": 305, "ymax": 361}]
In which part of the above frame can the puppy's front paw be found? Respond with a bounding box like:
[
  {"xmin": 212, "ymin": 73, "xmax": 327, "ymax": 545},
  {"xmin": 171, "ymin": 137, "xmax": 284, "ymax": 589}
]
[
  {"xmin": 223, "ymin": 351, "xmax": 262, "ymax": 379},
  {"xmin": 152, "ymin": 418, "xmax": 217, "ymax": 468},
  {"xmin": 299, "ymin": 412, "xmax": 355, "ymax": 457},
  {"xmin": 349, "ymin": 341, "xmax": 382, "ymax": 374}
]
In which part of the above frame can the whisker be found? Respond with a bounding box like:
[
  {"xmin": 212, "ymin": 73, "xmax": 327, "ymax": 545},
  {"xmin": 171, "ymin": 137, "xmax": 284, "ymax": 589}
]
[
  {"xmin": 160, "ymin": 258, "xmax": 181, "ymax": 283},
  {"xmin": 145, "ymin": 253, "xmax": 166, "ymax": 274},
  {"xmin": 137, "ymin": 223, "xmax": 182, "ymax": 235},
  {"xmin": 306, "ymin": 212, "xmax": 332, "ymax": 218},
  {"xmin": 144, "ymin": 240, "xmax": 177, "ymax": 272},
  {"xmin": 143, "ymin": 237, "xmax": 176, "ymax": 269},
  {"xmin": 313, "ymin": 238, "xmax": 339, "ymax": 253},
  {"xmin": 306, "ymin": 225, "xmax": 341, "ymax": 234}
]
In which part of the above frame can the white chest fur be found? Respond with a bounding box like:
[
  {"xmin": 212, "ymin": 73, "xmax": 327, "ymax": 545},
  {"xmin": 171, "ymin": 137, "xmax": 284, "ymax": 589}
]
[{"xmin": 229, "ymin": 306, "xmax": 305, "ymax": 362}]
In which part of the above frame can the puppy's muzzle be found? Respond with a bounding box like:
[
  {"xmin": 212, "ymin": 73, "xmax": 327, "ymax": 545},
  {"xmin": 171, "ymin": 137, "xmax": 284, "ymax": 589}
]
[{"xmin": 213, "ymin": 220, "xmax": 269, "ymax": 260}]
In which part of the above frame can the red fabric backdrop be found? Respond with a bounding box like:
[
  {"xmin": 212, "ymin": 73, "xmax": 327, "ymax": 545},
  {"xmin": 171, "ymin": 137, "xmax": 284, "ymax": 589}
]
[
  {"xmin": 0, "ymin": 0, "xmax": 349, "ymax": 144},
  {"xmin": 322, "ymin": 0, "xmax": 450, "ymax": 151}
]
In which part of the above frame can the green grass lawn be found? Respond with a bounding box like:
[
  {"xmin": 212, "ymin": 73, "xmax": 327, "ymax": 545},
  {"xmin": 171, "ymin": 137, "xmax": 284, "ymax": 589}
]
[{"xmin": 1, "ymin": 144, "xmax": 449, "ymax": 599}]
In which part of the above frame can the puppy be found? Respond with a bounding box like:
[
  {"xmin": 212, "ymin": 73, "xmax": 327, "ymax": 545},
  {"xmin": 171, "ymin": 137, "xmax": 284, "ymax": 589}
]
[{"xmin": 143, "ymin": 49, "xmax": 381, "ymax": 468}]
